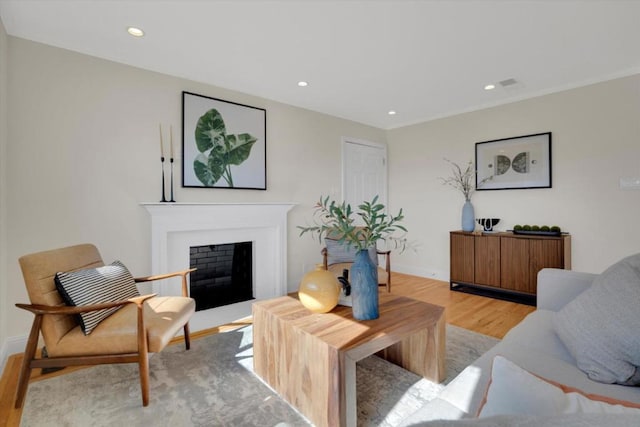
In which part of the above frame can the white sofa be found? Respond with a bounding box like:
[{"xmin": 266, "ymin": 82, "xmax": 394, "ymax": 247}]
[{"xmin": 399, "ymin": 267, "xmax": 640, "ymax": 425}]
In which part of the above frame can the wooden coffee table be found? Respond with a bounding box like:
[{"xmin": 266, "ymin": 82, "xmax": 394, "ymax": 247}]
[{"xmin": 252, "ymin": 293, "xmax": 446, "ymax": 427}]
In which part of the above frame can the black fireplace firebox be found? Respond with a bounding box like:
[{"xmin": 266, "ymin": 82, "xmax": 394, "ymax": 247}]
[{"xmin": 189, "ymin": 241, "xmax": 254, "ymax": 311}]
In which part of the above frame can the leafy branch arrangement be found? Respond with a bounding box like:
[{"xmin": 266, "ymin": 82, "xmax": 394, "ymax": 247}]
[
  {"xmin": 194, "ymin": 108, "xmax": 257, "ymax": 187},
  {"xmin": 439, "ymin": 158, "xmax": 492, "ymax": 201},
  {"xmin": 298, "ymin": 196, "xmax": 408, "ymax": 252}
]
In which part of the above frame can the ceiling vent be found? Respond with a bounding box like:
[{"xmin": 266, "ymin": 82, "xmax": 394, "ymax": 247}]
[
  {"xmin": 499, "ymin": 78, "xmax": 518, "ymax": 87},
  {"xmin": 499, "ymin": 78, "xmax": 524, "ymax": 93}
]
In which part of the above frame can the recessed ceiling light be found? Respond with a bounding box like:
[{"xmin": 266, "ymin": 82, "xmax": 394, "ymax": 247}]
[
  {"xmin": 484, "ymin": 84, "xmax": 496, "ymax": 91},
  {"xmin": 297, "ymin": 81, "xmax": 308, "ymax": 87},
  {"xmin": 127, "ymin": 27, "xmax": 145, "ymax": 37},
  {"xmin": 388, "ymin": 110, "xmax": 397, "ymax": 115}
]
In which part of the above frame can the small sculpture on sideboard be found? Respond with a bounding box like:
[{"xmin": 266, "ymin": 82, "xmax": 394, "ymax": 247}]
[{"xmin": 477, "ymin": 218, "xmax": 500, "ymax": 232}]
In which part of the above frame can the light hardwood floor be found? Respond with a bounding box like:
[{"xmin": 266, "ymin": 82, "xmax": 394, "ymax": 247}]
[
  {"xmin": 389, "ymin": 273, "xmax": 535, "ymax": 339},
  {"xmin": 0, "ymin": 273, "xmax": 534, "ymax": 426}
]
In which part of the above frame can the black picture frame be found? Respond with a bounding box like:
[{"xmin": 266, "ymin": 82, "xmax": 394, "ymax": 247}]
[
  {"xmin": 475, "ymin": 132, "xmax": 552, "ymax": 190},
  {"xmin": 182, "ymin": 91, "xmax": 266, "ymax": 190}
]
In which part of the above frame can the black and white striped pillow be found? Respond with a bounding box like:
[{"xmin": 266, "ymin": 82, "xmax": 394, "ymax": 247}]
[{"xmin": 54, "ymin": 260, "xmax": 140, "ymax": 335}]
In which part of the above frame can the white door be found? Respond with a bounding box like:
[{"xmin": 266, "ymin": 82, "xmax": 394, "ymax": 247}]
[{"xmin": 342, "ymin": 137, "xmax": 387, "ymax": 214}]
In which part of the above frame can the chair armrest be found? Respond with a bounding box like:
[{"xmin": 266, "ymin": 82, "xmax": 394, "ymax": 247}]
[
  {"xmin": 134, "ymin": 268, "xmax": 196, "ymax": 283},
  {"xmin": 15, "ymin": 294, "xmax": 157, "ymax": 315},
  {"xmin": 127, "ymin": 293, "xmax": 157, "ymax": 307},
  {"xmin": 537, "ymin": 268, "xmax": 597, "ymax": 312},
  {"xmin": 134, "ymin": 268, "xmax": 196, "ymax": 298}
]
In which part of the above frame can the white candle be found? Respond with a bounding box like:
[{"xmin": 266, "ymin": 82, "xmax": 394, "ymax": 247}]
[
  {"xmin": 159, "ymin": 123, "xmax": 164, "ymax": 158},
  {"xmin": 170, "ymin": 125, "xmax": 174, "ymax": 159}
]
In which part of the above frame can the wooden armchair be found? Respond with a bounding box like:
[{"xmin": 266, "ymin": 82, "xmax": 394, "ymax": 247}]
[
  {"xmin": 321, "ymin": 238, "xmax": 392, "ymax": 292},
  {"xmin": 15, "ymin": 243, "xmax": 196, "ymax": 408}
]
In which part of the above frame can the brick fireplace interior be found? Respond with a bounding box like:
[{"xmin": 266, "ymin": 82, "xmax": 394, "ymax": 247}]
[{"xmin": 189, "ymin": 241, "xmax": 254, "ymax": 311}]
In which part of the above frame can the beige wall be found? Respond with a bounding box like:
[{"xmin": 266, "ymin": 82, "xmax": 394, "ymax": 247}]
[
  {"xmin": 0, "ymin": 19, "xmax": 8, "ymax": 351},
  {"xmin": 388, "ymin": 75, "xmax": 640, "ymax": 279},
  {"xmin": 3, "ymin": 32, "xmax": 639, "ymax": 353},
  {"xmin": 3, "ymin": 37, "xmax": 385, "ymax": 340}
]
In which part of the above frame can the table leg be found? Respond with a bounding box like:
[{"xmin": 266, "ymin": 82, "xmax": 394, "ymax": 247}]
[{"xmin": 341, "ymin": 353, "xmax": 358, "ymax": 427}]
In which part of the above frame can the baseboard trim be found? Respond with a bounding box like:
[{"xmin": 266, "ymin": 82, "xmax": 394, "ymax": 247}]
[
  {"xmin": 0, "ymin": 335, "xmax": 27, "ymax": 375},
  {"xmin": 393, "ymin": 263, "xmax": 449, "ymax": 282}
]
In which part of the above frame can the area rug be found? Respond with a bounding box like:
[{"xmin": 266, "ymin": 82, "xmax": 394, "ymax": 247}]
[{"xmin": 20, "ymin": 324, "xmax": 499, "ymax": 426}]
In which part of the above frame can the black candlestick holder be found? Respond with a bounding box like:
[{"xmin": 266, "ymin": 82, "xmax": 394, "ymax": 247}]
[
  {"xmin": 160, "ymin": 156, "xmax": 167, "ymax": 202},
  {"xmin": 169, "ymin": 157, "xmax": 176, "ymax": 202}
]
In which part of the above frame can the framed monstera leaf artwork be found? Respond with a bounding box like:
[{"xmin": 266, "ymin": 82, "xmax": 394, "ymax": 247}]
[{"xmin": 182, "ymin": 91, "xmax": 266, "ymax": 190}]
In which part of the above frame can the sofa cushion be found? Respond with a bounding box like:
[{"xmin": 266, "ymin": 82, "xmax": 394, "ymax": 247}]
[
  {"xmin": 55, "ymin": 260, "xmax": 140, "ymax": 335},
  {"xmin": 399, "ymin": 307, "xmax": 640, "ymax": 426},
  {"xmin": 553, "ymin": 253, "xmax": 640, "ymax": 385},
  {"xmin": 433, "ymin": 332, "xmax": 640, "ymax": 419},
  {"xmin": 48, "ymin": 296, "xmax": 196, "ymax": 356},
  {"xmin": 325, "ymin": 237, "xmax": 378, "ymax": 266},
  {"xmin": 417, "ymin": 414, "xmax": 640, "ymax": 426},
  {"xmin": 501, "ymin": 310, "xmax": 574, "ymax": 364},
  {"xmin": 479, "ymin": 356, "xmax": 640, "ymax": 418}
]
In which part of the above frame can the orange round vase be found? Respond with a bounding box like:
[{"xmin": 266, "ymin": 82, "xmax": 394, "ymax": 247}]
[{"xmin": 298, "ymin": 264, "xmax": 341, "ymax": 313}]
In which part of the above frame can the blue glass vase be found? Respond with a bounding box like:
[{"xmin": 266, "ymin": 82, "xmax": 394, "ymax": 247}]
[
  {"xmin": 461, "ymin": 200, "xmax": 475, "ymax": 232},
  {"xmin": 350, "ymin": 249, "xmax": 379, "ymax": 320}
]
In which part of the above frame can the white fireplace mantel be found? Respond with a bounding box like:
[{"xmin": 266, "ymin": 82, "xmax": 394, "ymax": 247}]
[{"xmin": 141, "ymin": 202, "xmax": 296, "ymax": 331}]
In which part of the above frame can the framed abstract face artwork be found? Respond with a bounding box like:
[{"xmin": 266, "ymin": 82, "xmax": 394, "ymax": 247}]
[{"xmin": 476, "ymin": 132, "xmax": 552, "ymax": 190}]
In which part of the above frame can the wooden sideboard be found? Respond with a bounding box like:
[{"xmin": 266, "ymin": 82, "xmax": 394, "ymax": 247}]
[{"xmin": 450, "ymin": 230, "xmax": 571, "ymax": 304}]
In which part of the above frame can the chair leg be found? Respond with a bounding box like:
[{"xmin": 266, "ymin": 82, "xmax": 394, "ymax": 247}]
[
  {"xmin": 183, "ymin": 323, "xmax": 191, "ymax": 350},
  {"xmin": 15, "ymin": 315, "xmax": 43, "ymax": 408},
  {"xmin": 136, "ymin": 305, "xmax": 150, "ymax": 406},
  {"xmin": 385, "ymin": 254, "xmax": 391, "ymax": 293},
  {"xmin": 138, "ymin": 353, "xmax": 150, "ymax": 407}
]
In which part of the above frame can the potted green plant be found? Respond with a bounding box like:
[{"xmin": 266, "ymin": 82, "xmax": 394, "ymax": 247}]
[{"xmin": 298, "ymin": 196, "xmax": 407, "ymax": 320}]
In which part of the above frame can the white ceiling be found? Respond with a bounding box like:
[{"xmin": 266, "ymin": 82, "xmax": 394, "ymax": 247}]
[{"xmin": 1, "ymin": 0, "xmax": 640, "ymax": 129}]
